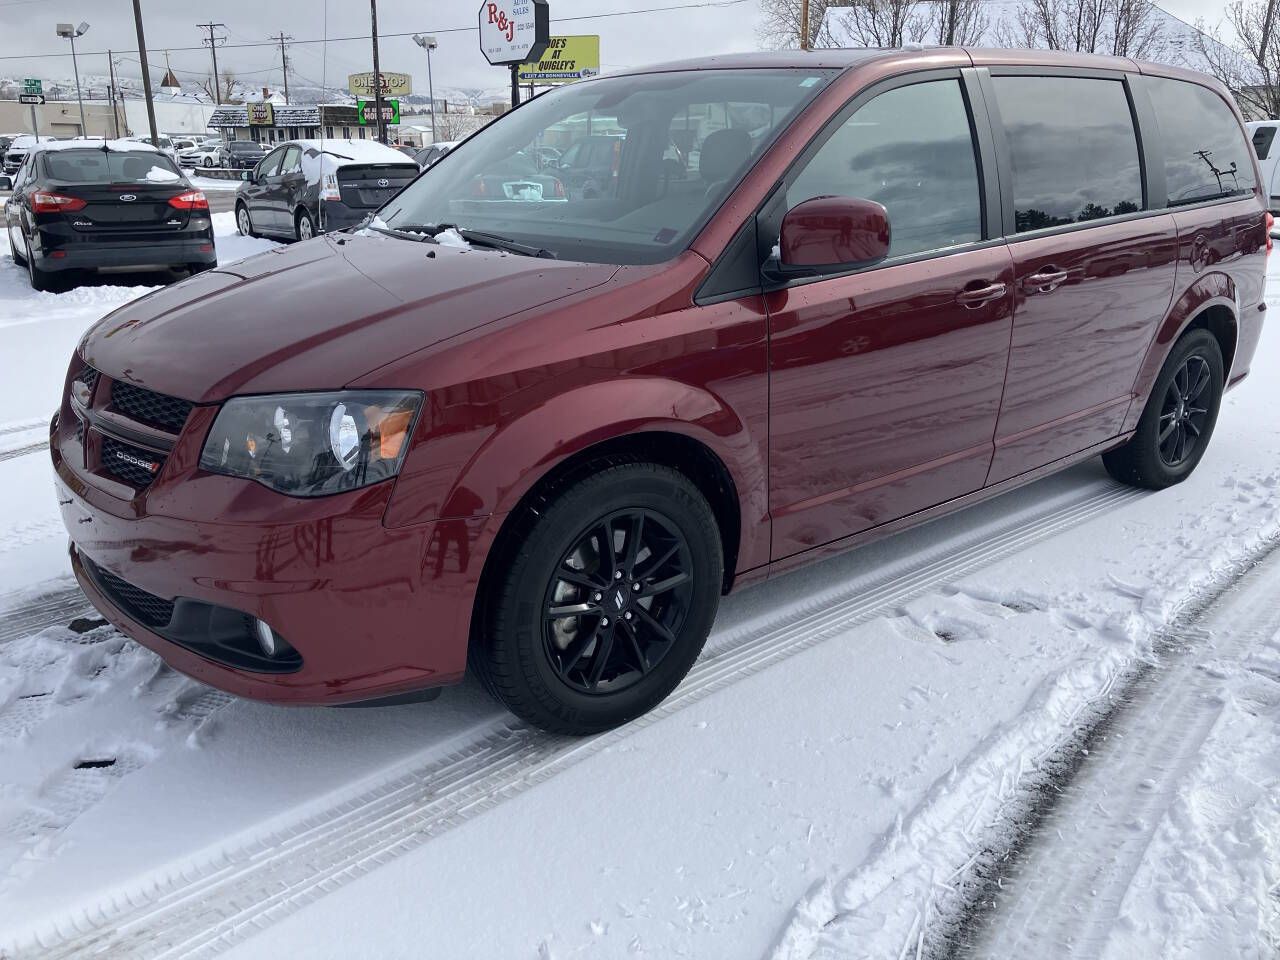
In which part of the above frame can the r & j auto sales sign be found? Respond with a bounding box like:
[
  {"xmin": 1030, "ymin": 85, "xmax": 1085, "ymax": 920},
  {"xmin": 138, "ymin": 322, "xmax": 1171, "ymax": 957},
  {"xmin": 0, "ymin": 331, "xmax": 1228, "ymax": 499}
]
[{"xmin": 478, "ymin": 0, "xmax": 550, "ymax": 66}]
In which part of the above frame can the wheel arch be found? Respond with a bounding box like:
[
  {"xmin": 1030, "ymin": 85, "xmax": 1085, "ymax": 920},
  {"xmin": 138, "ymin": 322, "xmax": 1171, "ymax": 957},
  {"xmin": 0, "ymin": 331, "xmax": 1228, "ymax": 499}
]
[{"xmin": 1124, "ymin": 273, "xmax": 1238, "ymax": 433}]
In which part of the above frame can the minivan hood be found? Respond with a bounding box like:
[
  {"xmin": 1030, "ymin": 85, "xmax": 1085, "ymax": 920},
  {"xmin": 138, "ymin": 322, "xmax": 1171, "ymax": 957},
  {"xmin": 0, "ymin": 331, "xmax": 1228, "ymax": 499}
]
[{"xmin": 81, "ymin": 231, "xmax": 619, "ymax": 403}]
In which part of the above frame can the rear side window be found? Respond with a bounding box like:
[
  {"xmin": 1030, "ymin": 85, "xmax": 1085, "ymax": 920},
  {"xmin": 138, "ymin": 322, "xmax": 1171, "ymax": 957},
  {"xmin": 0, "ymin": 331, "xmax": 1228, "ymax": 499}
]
[
  {"xmin": 787, "ymin": 79, "xmax": 983, "ymax": 257},
  {"xmin": 43, "ymin": 149, "xmax": 181, "ymax": 184},
  {"xmin": 1147, "ymin": 78, "xmax": 1256, "ymax": 206},
  {"xmin": 1253, "ymin": 125, "xmax": 1276, "ymax": 160},
  {"xmin": 992, "ymin": 76, "xmax": 1142, "ymax": 233}
]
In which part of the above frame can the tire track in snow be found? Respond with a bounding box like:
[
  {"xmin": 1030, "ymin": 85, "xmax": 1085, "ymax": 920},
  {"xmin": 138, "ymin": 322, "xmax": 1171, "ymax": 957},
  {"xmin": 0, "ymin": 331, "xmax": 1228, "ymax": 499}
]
[
  {"xmin": 953, "ymin": 544, "xmax": 1280, "ymax": 959},
  {"xmin": 0, "ymin": 441, "xmax": 47, "ymax": 464},
  {"xmin": 0, "ymin": 585, "xmax": 93, "ymax": 647},
  {"xmin": 4, "ymin": 479, "xmax": 1148, "ymax": 960}
]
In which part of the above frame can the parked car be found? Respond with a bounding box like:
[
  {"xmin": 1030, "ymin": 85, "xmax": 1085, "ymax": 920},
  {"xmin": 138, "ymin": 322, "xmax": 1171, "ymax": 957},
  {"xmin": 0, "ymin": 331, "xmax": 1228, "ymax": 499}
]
[
  {"xmin": 179, "ymin": 139, "xmax": 227, "ymax": 169},
  {"xmin": 3, "ymin": 134, "xmax": 58, "ymax": 174},
  {"xmin": 52, "ymin": 50, "xmax": 1266, "ymax": 735},
  {"xmin": 1248, "ymin": 120, "xmax": 1280, "ymax": 214},
  {"xmin": 3, "ymin": 139, "xmax": 214, "ymax": 291},
  {"xmin": 226, "ymin": 140, "xmax": 266, "ymax": 169},
  {"xmin": 412, "ymin": 139, "xmax": 458, "ymax": 169},
  {"xmin": 124, "ymin": 135, "xmax": 179, "ymax": 161},
  {"xmin": 171, "ymin": 137, "xmax": 199, "ymax": 154},
  {"xmin": 234, "ymin": 138, "xmax": 419, "ymax": 240}
]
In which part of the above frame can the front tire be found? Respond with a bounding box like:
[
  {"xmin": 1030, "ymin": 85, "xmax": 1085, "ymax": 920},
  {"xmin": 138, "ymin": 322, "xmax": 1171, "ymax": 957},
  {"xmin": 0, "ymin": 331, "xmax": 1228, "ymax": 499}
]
[
  {"xmin": 1103, "ymin": 328, "xmax": 1224, "ymax": 489},
  {"xmin": 472, "ymin": 462, "xmax": 723, "ymax": 735},
  {"xmin": 236, "ymin": 203, "xmax": 256, "ymax": 238}
]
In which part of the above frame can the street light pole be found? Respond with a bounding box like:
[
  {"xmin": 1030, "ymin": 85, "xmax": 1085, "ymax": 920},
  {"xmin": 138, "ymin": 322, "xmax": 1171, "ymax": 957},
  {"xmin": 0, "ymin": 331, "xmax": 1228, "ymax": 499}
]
[
  {"xmin": 413, "ymin": 34, "xmax": 437, "ymax": 144},
  {"xmin": 56, "ymin": 22, "xmax": 90, "ymax": 136},
  {"xmin": 369, "ymin": 0, "xmax": 386, "ymax": 144},
  {"xmin": 131, "ymin": 0, "xmax": 159, "ymax": 144}
]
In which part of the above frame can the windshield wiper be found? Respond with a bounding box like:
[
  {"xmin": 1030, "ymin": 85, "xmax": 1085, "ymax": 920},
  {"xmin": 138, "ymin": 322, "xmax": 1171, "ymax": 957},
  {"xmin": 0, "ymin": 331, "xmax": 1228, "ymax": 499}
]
[
  {"xmin": 455, "ymin": 228, "xmax": 558, "ymax": 259},
  {"xmin": 366, "ymin": 223, "xmax": 440, "ymax": 244}
]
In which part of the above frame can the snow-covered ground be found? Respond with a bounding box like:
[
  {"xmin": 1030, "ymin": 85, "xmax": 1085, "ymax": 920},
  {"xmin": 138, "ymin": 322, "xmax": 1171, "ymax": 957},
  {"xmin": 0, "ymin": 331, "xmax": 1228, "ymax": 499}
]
[{"xmin": 0, "ymin": 237, "xmax": 1276, "ymax": 959}]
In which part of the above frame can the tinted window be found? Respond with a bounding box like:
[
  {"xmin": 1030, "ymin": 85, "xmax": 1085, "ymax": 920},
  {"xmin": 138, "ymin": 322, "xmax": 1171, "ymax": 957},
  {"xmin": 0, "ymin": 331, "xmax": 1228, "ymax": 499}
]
[
  {"xmin": 280, "ymin": 145, "xmax": 302, "ymax": 174},
  {"xmin": 1147, "ymin": 78, "xmax": 1256, "ymax": 206},
  {"xmin": 258, "ymin": 150, "xmax": 284, "ymax": 178},
  {"xmin": 1252, "ymin": 125, "xmax": 1276, "ymax": 161},
  {"xmin": 993, "ymin": 76, "xmax": 1142, "ymax": 233},
  {"xmin": 788, "ymin": 79, "xmax": 983, "ymax": 257},
  {"xmin": 43, "ymin": 149, "xmax": 181, "ymax": 184}
]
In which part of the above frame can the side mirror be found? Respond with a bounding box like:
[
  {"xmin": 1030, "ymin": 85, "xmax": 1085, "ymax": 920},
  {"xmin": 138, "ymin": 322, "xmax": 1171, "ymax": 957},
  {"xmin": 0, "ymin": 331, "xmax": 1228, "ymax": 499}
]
[
  {"xmin": 775, "ymin": 196, "xmax": 891, "ymax": 277},
  {"xmin": 0, "ymin": 176, "xmax": 12, "ymax": 191},
  {"xmin": 240, "ymin": 170, "xmax": 253, "ymax": 183}
]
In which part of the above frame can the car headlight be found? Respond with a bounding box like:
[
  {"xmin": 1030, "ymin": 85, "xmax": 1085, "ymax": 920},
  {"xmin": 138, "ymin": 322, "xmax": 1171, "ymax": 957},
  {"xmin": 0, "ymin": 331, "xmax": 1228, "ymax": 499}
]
[{"xmin": 199, "ymin": 390, "xmax": 422, "ymax": 497}]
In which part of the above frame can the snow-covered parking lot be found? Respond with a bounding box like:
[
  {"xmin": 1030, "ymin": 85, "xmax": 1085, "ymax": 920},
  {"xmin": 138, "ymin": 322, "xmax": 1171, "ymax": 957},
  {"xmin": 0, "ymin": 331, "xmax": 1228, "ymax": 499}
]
[{"xmin": 0, "ymin": 220, "xmax": 1278, "ymax": 959}]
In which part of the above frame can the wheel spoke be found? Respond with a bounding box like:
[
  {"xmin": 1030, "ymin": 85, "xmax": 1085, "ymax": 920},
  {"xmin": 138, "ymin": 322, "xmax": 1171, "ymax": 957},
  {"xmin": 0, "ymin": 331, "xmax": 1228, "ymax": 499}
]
[
  {"xmin": 623, "ymin": 512, "xmax": 645, "ymax": 574},
  {"xmin": 1187, "ymin": 364, "xmax": 1211, "ymax": 402},
  {"xmin": 634, "ymin": 604, "xmax": 677, "ymax": 645},
  {"xmin": 597, "ymin": 521, "xmax": 618, "ymax": 582},
  {"xmin": 635, "ymin": 542, "xmax": 680, "ymax": 579},
  {"xmin": 556, "ymin": 567, "xmax": 607, "ymax": 591},
  {"xmin": 641, "ymin": 570, "xmax": 692, "ymax": 598},
  {"xmin": 1185, "ymin": 419, "xmax": 1201, "ymax": 438},
  {"xmin": 546, "ymin": 602, "xmax": 598, "ymax": 619},
  {"xmin": 586, "ymin": 625, "xmax": 616, "ymax": 688},
  {"xmin": 620, "ymin": 618, "xmax": 649, "ymax": 674},
  {"xmin": 1158, "ymin": 418, "xmax": 1177, "ymax": 443},
  {"xmin": 560, "ymin": 623, "xmax": 599, "ymax": 675},
  {"xmin": 1175, "ymin": 364, "xmax": 1189, "ymax": 397}
]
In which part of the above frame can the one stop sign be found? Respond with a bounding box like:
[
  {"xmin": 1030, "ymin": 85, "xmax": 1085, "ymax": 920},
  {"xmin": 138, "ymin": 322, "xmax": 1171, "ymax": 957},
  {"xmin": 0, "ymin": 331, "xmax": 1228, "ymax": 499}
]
[{"xmin": 478, "ymin": 0, "xmax": 550, "ymax": 66}]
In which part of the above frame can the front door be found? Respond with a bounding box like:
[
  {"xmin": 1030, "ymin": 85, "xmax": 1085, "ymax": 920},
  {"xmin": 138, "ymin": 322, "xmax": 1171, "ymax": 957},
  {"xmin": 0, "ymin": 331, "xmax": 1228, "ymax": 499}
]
[
  {"xmin": 245, "ymin": 147, "xmax": 286, "ymax": 232},
  {"xmin": 766, "ymin": 76, "xmax": 1014, "ymax": 559},
  {"xmin": 984, "ymin": 73, "xmax": 1178, "ymax": 483}
]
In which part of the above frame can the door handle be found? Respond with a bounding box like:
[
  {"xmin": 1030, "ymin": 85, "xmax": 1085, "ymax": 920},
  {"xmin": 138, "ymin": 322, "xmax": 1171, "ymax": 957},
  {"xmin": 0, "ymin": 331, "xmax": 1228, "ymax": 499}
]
[
  {"xmin": 956, "ymin": 281, "xmax": 1008, "ymax": 307},
  {"xmin": 1022, "ymin": 267, "xmax": 1070, "ymax": 292}
]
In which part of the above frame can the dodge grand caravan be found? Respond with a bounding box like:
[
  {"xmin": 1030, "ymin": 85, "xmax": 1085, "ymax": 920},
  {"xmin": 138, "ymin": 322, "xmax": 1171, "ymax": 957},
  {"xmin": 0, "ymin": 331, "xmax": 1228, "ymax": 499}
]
[{"xmin": 53, "ymin": 49, "xmax": 1267, "ymax": 734}]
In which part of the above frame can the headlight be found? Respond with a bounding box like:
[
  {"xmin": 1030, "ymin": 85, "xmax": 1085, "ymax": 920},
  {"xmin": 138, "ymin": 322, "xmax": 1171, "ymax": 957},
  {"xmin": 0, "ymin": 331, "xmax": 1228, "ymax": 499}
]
[{"xmin": 199, "ymin": 390, "xmax": 422, "ymax": 497}]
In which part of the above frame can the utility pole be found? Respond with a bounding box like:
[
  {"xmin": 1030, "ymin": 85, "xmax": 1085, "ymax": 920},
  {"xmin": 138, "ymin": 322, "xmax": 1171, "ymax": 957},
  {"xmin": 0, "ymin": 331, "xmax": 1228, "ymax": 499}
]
[
  {"xmin": 107, "ymin": 50, "xmax": 121, "ymax": 138},
  {"xmin": 369, "ymin": 0, "xmax": 386, "ymax": 144},
  {"xmin": 800, "ymin": 0, "xmax": 810, "ymax": 50},
  {"xmin": 131, "ymin": 0, "xmax": 158, "ymax": 143},
  {"xmin": 269, "ymin": 32, "xmax": 293, "ymax": 105},
  {"xmin": 198, "ymin": 22, "xmax": 226, "ymax": 104}
]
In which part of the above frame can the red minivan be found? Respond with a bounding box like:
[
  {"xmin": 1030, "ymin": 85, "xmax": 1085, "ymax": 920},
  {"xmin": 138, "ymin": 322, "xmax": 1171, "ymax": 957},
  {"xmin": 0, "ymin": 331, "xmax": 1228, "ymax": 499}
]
[{"xmin": 53, "ymin": 48, "xmax": 1267, "ymax": 733}]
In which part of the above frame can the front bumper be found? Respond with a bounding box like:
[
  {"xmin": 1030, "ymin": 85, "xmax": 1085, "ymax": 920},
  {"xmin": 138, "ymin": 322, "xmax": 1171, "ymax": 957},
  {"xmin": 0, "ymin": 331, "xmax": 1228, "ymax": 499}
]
[{"xmin": 53, "ymin": 409, "xmax": 490, "ymax": 705}]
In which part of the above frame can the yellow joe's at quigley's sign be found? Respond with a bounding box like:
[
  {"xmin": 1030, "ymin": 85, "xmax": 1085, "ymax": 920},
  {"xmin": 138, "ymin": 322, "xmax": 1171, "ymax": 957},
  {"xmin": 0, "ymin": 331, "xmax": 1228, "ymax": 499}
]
[{"xmin": 517, "ymin": 35, "xmax": 600, "ymax": 84}]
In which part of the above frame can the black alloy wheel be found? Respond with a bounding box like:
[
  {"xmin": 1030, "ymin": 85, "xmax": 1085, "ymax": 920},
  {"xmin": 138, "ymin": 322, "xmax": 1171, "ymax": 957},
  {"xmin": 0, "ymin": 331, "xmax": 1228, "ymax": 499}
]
[
  {"xmin": 542, "ymin": 508, "xmax": 694, "ymax": 696},
  {"xmin": 1103, "ymin": 327, "xmax": 1224, "ymax": 489},
  {"xmin": 472, "ymin": 462, "xmax": 723, "ymax": 735},
  {"xmin": 1156, "ymin": 354, "xmax": 1212, "ymax": 467}
]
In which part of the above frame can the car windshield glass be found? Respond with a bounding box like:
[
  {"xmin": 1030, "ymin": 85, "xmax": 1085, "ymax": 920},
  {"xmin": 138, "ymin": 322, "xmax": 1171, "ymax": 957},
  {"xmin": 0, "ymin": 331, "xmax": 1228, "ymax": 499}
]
[
  {"xmin": 43, "ymin": 149, "xmax": 183, "ymax": 184},
  {"xmin": 380, "ymin": 68, "xmax": 836, "ymax": 265}
]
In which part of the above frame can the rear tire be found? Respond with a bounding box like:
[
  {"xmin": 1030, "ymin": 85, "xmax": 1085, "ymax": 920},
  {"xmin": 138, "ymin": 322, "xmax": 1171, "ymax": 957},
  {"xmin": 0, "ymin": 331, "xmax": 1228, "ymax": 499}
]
[
  {"xmin": 9, "ymin": 226, "xmax": 27, "ymax": 268},
  {"xmin": 471, "ymin": 462, "xmax": 723, "ymax": 735},
  {"xmin": 236, "ymin": 203, "xmax": 256, "ymax": 238},
  {"xmin": 27, "ymin": 244, "xmax": 59, "ymax": 292},
  {"xmin": 1103, "ymin": 328, "xmax": 1224, "ymax": 489},
  {"xmin": 295, "ymin": 208, "xmax": 316, "ymax": 242}
]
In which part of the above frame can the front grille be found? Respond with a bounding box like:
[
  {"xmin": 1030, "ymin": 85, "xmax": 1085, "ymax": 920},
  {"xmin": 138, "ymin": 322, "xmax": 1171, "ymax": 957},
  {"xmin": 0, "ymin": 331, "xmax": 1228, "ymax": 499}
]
[
  {"xmin": 83, "ymin": 557, "xmax": 174, "ymax": 629},
  {"xmin": 101, "ymin": 435, "xmax": 165, "ymax": 488},
  {"xmin": 110, "ymin": 380, "xmax": 193, "ymax": 433},
  {"xmin": 76, "ymin": 366, "xmax": 100, "ymax": 397}
]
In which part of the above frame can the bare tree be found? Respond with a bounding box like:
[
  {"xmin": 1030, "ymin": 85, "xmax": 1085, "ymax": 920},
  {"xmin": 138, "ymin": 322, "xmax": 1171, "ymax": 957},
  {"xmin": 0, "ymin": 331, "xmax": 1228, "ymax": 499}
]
[
  {"xmin": 1195, "ymin": 0, "xmax": 1280, "ymax": 119},
  {"xmin": 996, "ymin": 0, "xmax": 1164, "ymax": 58},
  {"xmin": 1109, "ymin": 0, "xmax": 1165, "ymax": 57},
  {"xmin": 925, "ymin": 0, "xmax": 990, "ymax": 44},
  {"xmin": 757, "ymin": 0, "xmax": 839, "ymax": 48},
  {"xmin": 827, "ymin": 0, "xmax": 931, "ymax": 47},
  {"xmin": 201, "ymin": 70, "xmax": 243, "ymax": 104}
]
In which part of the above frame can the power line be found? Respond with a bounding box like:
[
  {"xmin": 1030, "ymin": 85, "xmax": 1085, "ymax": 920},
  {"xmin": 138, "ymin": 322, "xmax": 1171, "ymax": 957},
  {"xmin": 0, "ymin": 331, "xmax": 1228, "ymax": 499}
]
[
  {"xmin": 268, "ymin": 31, "xmax": 293, "ymax": 103},
  {"xmin": 197, "ymin": 21, "xmax": 226, "ymax": 104},
  {"xmin": 0, "ymin": 0, "xmax": 749, "ymax": 62}
]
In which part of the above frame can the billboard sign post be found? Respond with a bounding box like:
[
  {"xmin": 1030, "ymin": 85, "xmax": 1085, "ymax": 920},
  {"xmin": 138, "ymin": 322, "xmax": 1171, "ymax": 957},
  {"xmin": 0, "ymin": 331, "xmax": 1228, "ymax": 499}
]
[{"xmin": 477, "ymin": 0, "xmax": 550, "ymax": 108}]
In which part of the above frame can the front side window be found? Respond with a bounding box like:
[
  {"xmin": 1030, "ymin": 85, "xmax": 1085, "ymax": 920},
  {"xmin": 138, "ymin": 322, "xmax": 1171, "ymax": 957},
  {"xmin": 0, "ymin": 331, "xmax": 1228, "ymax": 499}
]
[
  {"xmin": 1147, "ymin": 77, "xmax": 1256, "ymax": 206},
  {"xmin": 786, "ymin": 78, "xmax": 983, "ymax": 258},
  {"xmin": 380, "ymin": 68, "xmax": 836, "ymax": 265},
  {"xmin": 993, "ymin": 76, "xmax": 1143, "ymax": 232},
  {"xmin": 258, "ymin": 149, "xmax": 284, "ymax": 178}
]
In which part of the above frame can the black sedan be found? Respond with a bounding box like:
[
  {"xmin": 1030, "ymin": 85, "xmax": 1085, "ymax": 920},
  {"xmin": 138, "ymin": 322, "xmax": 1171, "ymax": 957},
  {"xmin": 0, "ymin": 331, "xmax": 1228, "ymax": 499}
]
[
  {"xmin": 227, "ymin": 140, "xmax": 266, "ymax": 169},
  {"xmin": 2, "ymin": 142, "xmax": 215, "ymax": 291}
]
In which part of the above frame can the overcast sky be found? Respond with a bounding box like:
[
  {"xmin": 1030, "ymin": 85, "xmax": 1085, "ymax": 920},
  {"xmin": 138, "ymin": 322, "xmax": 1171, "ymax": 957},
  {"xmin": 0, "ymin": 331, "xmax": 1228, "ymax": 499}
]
[
  {"xmin": 0, "ymin": 0, "xmax": 1241, "ymax": 100},
  {"xmin": 0, "ymin": 0, "xmax": 763, "ymax": 100}
]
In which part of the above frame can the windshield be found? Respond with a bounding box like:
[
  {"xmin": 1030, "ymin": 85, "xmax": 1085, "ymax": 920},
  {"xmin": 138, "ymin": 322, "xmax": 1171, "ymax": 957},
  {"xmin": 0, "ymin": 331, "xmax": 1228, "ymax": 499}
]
[
  {"xmin": 380, "ymin": 68, "xmax": 835, "ymax": 265},
  {"xmin": 43, "ymin": 149, "xmax": 183, "ymax": 184},
  {"xmin": 232, "ymin": 142, "xmax": 262, "ymax": 154}
]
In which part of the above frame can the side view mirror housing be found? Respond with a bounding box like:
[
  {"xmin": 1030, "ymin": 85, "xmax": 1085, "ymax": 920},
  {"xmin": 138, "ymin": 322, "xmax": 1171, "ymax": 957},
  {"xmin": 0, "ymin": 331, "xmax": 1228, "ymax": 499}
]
[
  {"xmin": 769, "ymin": 195, "xmax": 891, "ymax": 280},
  {"xmin": 240, "ymin": 170, "xmax": 254, "ymax": 183},
  {"xmin": 0, "ymin": 175, "xmax": 12, "ymax": 191}
]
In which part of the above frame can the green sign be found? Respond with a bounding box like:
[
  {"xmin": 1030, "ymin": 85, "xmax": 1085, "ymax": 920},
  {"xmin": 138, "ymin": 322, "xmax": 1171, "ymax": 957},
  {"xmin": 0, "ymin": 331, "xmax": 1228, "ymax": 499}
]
[
  {"xmin": 22, "ymin": 78, "xmax": 42, "ymax": 95},
  {"xmin": 357, "ymin": 98, "xmax": 400, "ymax": 126}
]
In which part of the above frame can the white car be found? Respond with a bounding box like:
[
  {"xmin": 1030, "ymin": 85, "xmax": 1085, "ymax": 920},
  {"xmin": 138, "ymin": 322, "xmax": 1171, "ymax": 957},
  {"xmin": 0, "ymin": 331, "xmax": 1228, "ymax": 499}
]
[
  {"xmin": 2, "ymin": 134, "xmax": 57, "ymax": 175},
  {"xmin": 178, "ymin": 139, "xmax": 227, "ymax": 168},
  {"xmin": 125, "ymin": 135, "xmax": 179, "ymax": 162},
  {"xmin": 1247, "ymin": 120, "xmax": 1280, "ymax": 214}
]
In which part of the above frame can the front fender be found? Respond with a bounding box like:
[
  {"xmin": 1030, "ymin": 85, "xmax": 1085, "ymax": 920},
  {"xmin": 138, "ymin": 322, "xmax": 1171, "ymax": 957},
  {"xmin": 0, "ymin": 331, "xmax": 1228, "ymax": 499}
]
[
  {"xmin": 385, "ymin": 376, "xmax": 770, "ymax": 575},
  {"xmin": 1122, "ymin": 271, "xmax": 1236, "ymax": 433}
]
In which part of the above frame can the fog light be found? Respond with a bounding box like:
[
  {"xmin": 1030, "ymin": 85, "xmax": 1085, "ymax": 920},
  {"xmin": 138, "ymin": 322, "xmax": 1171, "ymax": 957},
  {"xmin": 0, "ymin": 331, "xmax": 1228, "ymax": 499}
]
[{"xmin": 254, "ymin": 618, "xmax": 278, "ymax": 657}]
